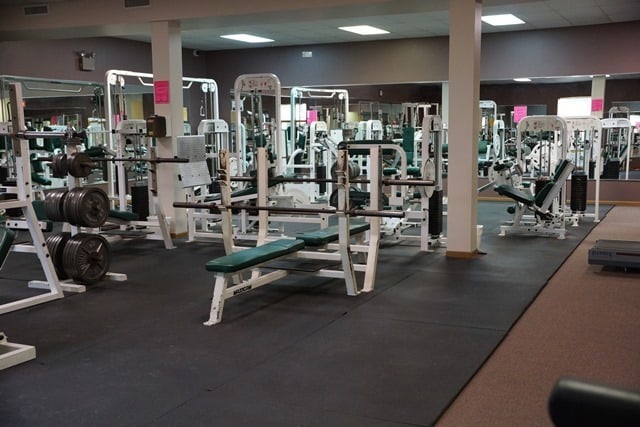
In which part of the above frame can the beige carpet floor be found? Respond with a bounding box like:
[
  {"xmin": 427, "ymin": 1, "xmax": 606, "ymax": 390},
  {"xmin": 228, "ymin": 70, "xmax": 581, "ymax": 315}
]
[{"xmin": 437, "ymin": 206, "xmax": 640, "ymax": 426}]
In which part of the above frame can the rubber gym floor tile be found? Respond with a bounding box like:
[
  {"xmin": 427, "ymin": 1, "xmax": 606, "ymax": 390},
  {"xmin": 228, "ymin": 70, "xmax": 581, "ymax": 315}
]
[
  {"xmin": 181, "ymin": 316, "xmax": 501, "ymax": 426},
  {"xmin": 152, "ymin": 394, "xmax": 409, "ymax": 427},
  {"xmin": 348, "ymin": 270, "xmax": 543, "ymax": 331}
]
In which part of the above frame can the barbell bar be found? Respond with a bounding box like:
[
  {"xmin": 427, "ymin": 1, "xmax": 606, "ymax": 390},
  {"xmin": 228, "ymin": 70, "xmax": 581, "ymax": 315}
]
[
  {"xmin": 214, "ymin": 175, "xmax": 435, "ymax": 187},
  {"xmin": 172, "ymin": 201, "xmax": 405, "ymax": 218}
]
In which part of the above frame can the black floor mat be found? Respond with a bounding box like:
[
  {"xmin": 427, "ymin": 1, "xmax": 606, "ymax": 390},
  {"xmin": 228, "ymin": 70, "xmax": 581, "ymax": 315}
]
[{"xmin": 0, "ymin": 202, "xmax": 608, "ymax": 427}]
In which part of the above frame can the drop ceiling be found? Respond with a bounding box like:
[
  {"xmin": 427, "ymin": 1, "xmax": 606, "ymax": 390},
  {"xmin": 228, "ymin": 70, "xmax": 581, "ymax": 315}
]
[{"xmin": 0, "ymin": 0, "xmax": 638, "ymax": 51}]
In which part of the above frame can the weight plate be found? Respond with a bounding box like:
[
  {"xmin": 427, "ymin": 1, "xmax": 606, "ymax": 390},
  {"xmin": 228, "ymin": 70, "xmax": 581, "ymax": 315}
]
[
  {"xmin": 420, "ymin": 159, "xmax": 436, "ymax": 198},
  {"xmin": 51, "ymin": 153, "xmax": 68, "ymax": 178},
  {"xmin": 46, "ymin": 231, "xmax": 71, "ymax": 280},
  {"xmin": 62, "ymin": 233, "xmax": 111, "ymax": 285},
  {"xmin": 44, "ymin": 189, "xmax": 68, "ymax": 221},
  {"xmin": 330, "ymin": 160, "xmax": 361, "ymax": 180},
  {"xmin": 76, "ymin": 188, "xmax": 109, "ymax": 228},
  {"xmin": 68, "ymin": 152, "xmax": 93, "ymax": 178},
  {"xmin": 63, "ymin": 188, "xmax": 84, "ymax": 225}
]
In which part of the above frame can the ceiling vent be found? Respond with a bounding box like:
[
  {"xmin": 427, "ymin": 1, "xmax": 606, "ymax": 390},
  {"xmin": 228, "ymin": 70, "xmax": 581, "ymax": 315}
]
[
  {"xmin": 24, "ymin": 4, "xmax": 49, "ymax": 16},
  {"xmin": 124, "ymin": 0, "xmax": 150, "ymax": 7}
]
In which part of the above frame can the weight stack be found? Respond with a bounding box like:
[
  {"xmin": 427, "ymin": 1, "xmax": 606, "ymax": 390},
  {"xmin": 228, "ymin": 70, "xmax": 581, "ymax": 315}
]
[
  {"xmin": 602, "ymin": 159, "xmax": 620, "ymax": 179},
  {"xmin": 317, "ymin": 165, "xmax": 327, "ymax": 194},
  {"xmin": 570, "ymin": 172, "xmax": 588, "ymax": 212},
  {"xmin": 131, "ymin": 185, "xmax": 149, "ymax": 221},
  {"xmin": 428, "ymin": 189, "xmax": 444, "ymax": 237}
]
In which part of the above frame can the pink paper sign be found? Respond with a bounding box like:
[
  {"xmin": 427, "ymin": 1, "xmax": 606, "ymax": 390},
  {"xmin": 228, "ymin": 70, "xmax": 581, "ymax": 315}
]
[
  {"xmin": 513, "ymin": 105, "xmax": 527, "ymax": 123},
  {"xmin": 307, "ymin": 110, "xmax": 318, "ymax": 124},
  {"xmin": 591, "ymin": 98, "xmax": 604, "ymax": 112},
  {"xmin": 154, "ymin": 80, "xmax": 170, "ymax": 104}
]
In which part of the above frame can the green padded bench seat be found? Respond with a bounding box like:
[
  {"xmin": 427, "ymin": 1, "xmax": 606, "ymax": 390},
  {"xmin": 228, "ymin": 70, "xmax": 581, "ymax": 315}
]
[
  {"xmin": 383, "ymin": 168, "xmax": 398, "ymax": 176},
  {"xmin": 31, "ymin": 172, "xmax": 52, "ymax": 186},
  {"xmin": 0, "ymin": 227, "xmax": 15, "ymax": 268},
  {"xmin": 206, "ymin": 239, "xmax": 305, "ymax": 273},
  {"xmin": 383, "ymin": 167, "xmax": 422, "ymax": 177},
  {"xmin": 109, "ymin": 210, "xmax": 140, "ymax": 221},
  {"xmin": 204, "ymin": 176, "xmax": 284, "ymax": 202},
  {"xmin": 204, "ymin": 186, "xmax": 257, "ymax": 202},
  {"xmin": 297, "ymin": 221, "xmax": 370, "ymax": 247},
  {"xmin": 494, "ymin": 184, "xmax": 535, "ymax": 205}
]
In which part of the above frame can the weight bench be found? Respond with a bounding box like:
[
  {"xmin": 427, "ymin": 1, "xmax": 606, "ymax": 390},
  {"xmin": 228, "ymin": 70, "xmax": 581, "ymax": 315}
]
[
  {"xmin": 202, "ymin": 221, "xmax": 372, "ymax": 326},
  {"xmin": 204, "ymin": 238, "xmax": 306, "ymax": 325},
  {"xmin": 296, "ymin": 221, "xmax": 369, "ymax": 246},
  {"xmin": 494, "ymin": 159, "xmax": 574, "ymax": 238},
  {"xmin": 199, "ymin": 147, "xmax": 380, "ymax": 326}
]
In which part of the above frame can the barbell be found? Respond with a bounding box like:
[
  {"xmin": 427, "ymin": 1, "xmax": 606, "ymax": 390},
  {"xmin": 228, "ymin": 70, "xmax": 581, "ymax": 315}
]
[
  {"xmin": 48, "ymin": 152, "xmax": 189, "ymax": 178},
  {"xmin": 173, "ymin": 201, "xmax": 405, "ymax": 218}
]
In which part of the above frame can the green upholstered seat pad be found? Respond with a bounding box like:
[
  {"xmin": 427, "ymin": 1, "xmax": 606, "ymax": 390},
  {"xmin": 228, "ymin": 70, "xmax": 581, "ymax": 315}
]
[
  {"xmin": 32, "ymin": 200, "xmax": 47, "ymax": 220},
  {"xmin": 203, "ymin": 176, "xmax": 284, "ymax": 202},
  {"xmin": 494, "ymin": 184, "xmax": 535, "ymax": 205},
  {"xmin": 383, "ymin": 166, "xmax": 421, "ymax": 177},
  {"xmin": 383, "ymin": 168, "xmax": 397, "ymax": 176},
  {"xmin": 407, "ymin": 166, "xmax": 421, "ymax": 176},
  {"xmin": 31, "ymin": 172, "xmax": 51, "ymax": 186},
  {"xmin": 206, "ymin": 239, "xmax": 305, "ymax": 273},
  {"xmin": 0, "ymin": 227, "xmax": 15, "ymax": 267},
  {"xmin": 297, "ymin": 221, "xmax": 370, "ymax": 246},
  {"xmin": 204, "ymin": 186, "xmax": 257, "ymax": 202},
  {"xmin": 109, "ymin": 210, "xmax": 140, "ymax": 221}
]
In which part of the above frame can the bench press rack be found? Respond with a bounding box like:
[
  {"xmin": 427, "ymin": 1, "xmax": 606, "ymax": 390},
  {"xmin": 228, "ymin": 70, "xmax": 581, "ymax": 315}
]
[{"xmin": 175, "ymin": 145, "xmax": 434, "ymax": 325}]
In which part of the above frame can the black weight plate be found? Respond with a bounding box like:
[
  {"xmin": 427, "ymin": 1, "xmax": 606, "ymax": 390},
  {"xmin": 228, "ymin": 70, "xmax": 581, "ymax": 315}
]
[
  {"xmin": 51, "ymin": 153, "xmax": 68, "ymax": 178},
  {"xmin": 76, "ymin": 188, "xmax": 109, "ymax": 227},
  {"xmin": 44, "ymin": 189, "xmax": 68, "ymax": 221},
  {"xmin": 63, "ymin": 187, "xmax": 87, "ymax": 226},
  {"xmin": 62, "ymin": 233, "xmax": 111, "ymax": 285},
  {"xmin": 68, "ymin": 152, "xmax": 93, "ymax": 178},
  {"xmin": 62, "ymin": 235, "xmax": 81, "ymax": 280},
  {"xmin": 46, "ymin": 231, "xmax": 71, "ymax": 280}
]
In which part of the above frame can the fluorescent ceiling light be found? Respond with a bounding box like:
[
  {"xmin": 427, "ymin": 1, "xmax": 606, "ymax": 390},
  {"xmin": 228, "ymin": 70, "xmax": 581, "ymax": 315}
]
[
  {"xmin": 220, "ymin": 34, "xmax": 274, "ymax": 43},
  {"xmin": 513, "ymin": 77, "xmax": 532, "ymax": 82},
  {"xmin": 338, "ymin": 25, "xmax": 389, "ymax": 35},
  {"xmin": 482, "ymin": 14, "xmax": 525, "ymax": 26}
]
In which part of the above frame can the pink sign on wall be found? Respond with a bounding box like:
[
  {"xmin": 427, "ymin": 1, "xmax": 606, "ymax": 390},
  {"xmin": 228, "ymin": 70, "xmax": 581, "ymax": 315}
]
[
  {"xmin": 307, "ymin": 110, "xmax": 318, "ymax": 124},
  {"xmin": 154, "ymin": 80, "xmax": 170, "ymax": 104},
  {"xmin": 591, "ymin": 98, "xmax": 604, "ymax": 112},
  {"xmin": 513, "ymin": 105, "xmax": 528, "ymax": 123}
]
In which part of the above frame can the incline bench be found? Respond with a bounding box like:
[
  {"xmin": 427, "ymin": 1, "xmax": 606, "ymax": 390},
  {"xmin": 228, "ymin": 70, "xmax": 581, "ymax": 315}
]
[
  {"xmin": 203, "ymin": 221, "xmax": 371, "ymax": 325},
  {"xmin": 494, "ymin": 158, "xmax": 574, "ymax": 238}
]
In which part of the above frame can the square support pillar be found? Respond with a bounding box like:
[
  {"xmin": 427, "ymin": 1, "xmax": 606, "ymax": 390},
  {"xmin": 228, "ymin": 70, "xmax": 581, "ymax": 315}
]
[
  {"xmin": 446, "ymin": 0, "xmax": 482, "ymax": 258},
  {"xmin": 151, "ymin": 20, "xmax": 186, "ymax": 235}
]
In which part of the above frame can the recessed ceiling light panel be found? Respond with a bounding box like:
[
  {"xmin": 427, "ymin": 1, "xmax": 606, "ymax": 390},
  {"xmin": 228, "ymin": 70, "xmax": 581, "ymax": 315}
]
[
  {"xmin": 481, "ymin": 14, "xmax": 525, "ymax": 26},
  {"xmin": 338, "ymin": 25, "xmax": 390, "ymax": 35},
  {"xmin": 513, "ymin": 77, "xmax": 532, "ymax": 82},
  {"xmin": 220, "ymin": 34, "xmax": 274, "ymax": 43}
]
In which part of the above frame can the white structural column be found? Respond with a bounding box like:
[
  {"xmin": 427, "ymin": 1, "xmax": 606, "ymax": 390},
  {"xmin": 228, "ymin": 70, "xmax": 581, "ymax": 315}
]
[
  {"xmin": 441, "ymin": 82, "xmax": 450, "ymax": 129},
  {"xmin": 446, "ymin": 0, "xmax": 482, "ymax": 257},
  {"xmin": 590, "ymin": 75, "xmax": 606, "ymax": 119},
  {"xmin": 151, "ymin": 20, "xmax": 186, "ymax": 235}
]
